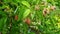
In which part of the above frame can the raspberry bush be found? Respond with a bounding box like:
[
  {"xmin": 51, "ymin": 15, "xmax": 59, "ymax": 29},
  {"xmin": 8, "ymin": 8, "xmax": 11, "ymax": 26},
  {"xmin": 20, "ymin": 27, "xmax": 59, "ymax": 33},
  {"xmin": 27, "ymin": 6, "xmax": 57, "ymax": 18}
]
[{"xmin": 0, "ymin": 0, "xmax": 60, "ymax": 34}]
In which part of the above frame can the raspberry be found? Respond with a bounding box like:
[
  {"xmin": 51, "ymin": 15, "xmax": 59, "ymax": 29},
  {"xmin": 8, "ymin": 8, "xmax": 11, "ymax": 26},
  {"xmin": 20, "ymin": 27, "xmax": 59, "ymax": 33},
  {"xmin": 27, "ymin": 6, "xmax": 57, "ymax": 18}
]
[{"xmin": 15, "ymin": 15, "xmax": 18, "ymax": 20}]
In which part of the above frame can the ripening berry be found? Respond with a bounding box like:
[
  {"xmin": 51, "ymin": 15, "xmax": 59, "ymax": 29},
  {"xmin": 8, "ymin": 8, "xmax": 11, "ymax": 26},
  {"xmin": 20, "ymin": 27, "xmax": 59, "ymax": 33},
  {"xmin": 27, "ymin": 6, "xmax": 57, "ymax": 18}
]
[
  {"xmin": 35, "ymin": 5, "xmax": 40, "ymax": 10},
  {"xmin": 15, "ymin": 15, "xmax": 18, "ymax": 20},
  {"xmin": 50, "ymin": 6, "xmax": 56, "ymax": 10},
  {"xmin": 0, "ymin": 32, "xmax": 2, "ymax": 34},
  {"xmin": 25, "ymin": 18, "xmax": 31, "ymax": 25},
  {"xmin": 43, "ymin": 8, "xmax": 50, "ymax": 16}
]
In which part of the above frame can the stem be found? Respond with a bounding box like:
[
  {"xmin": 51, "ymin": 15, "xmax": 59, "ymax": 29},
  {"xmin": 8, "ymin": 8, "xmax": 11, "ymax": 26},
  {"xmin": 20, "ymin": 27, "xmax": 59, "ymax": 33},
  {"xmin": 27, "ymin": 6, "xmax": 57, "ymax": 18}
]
[{"xmin": 8, "ymin": 17, "xmax": 12, "ymax": 34}]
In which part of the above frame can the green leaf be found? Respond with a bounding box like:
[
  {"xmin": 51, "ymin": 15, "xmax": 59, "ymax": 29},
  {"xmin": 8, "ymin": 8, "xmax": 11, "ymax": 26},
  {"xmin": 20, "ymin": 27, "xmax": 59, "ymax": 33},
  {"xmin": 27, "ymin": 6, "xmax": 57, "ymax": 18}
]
[
  {"xmin": 21, "ymin": 1, "xmax": 30, "ymax": 8},
  {"xmin": 23, "ymin": 9, "xmax": 31, "ymax": 18},
  {"xmin": 0, "ymin": 17, "xmax": 7, "ymax": 31}
]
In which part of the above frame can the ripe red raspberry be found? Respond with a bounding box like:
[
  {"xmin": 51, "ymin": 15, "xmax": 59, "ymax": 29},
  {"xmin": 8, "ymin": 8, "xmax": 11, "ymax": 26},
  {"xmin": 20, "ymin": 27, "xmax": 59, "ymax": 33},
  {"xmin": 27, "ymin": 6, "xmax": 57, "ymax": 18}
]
[
  {"xmin": 15, "ymin": 15, "xmax": 18, "ymax": 20},
  {"xmin": 25, "ymin": 18, "xmax": 31, "ymax": 25}
]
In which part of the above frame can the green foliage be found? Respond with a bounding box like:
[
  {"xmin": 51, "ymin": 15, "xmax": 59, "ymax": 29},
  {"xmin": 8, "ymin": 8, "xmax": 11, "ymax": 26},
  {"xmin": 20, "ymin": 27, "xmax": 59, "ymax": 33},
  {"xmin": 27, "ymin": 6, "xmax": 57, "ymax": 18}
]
[
  {"xmin": 0, "ymin": 0, "xmax": 60, "ymax": 34},
  {"xmin": 23, "ymin": 9, "xmax": 31, "ymax": 19},
  {"xmin": 21, "ymin": 1, "xmax": 30, "ymax": 8}
]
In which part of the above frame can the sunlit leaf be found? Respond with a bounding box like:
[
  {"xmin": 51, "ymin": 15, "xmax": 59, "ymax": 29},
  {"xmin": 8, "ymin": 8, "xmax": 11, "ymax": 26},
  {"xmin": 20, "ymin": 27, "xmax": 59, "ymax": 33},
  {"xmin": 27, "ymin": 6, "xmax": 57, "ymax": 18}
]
[
  {"xmin": 21, "ymin": 1, "xmax": 30, "ymax": 8},
  {"xmin": 23, "ymin": 9, "xmax": 31, "ymax": 18}
]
